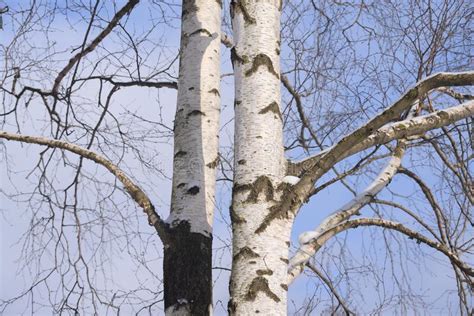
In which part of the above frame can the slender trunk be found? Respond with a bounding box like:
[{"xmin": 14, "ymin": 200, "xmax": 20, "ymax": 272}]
[
  {"xmin": 164, "ymin": 1, "xmax": 221, "ymax": 315},
  {"xmin": 228, "ymin": 1, "xmax": 291, "ymax": 315}
]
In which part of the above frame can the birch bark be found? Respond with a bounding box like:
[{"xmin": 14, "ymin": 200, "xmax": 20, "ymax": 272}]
[
  {"xmin": 164, "ymin": 1, "xmax": 221, "ymax": 315},
  {"xmin": 228, "ymin": 1, "xmax": 291, "ymax": 315}
]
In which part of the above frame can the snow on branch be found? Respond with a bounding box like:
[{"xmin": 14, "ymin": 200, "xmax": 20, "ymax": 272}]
[
  {"xmin": 298, "ymin": 218, "xmax": 474, "ymax": 280},
  {"xmin": 288, "ymin": 142, "xmax": 406, "ymax": 283},
  {"xmin": 0, "ymin": 130, "xmax": 169, "ymax": 242}
]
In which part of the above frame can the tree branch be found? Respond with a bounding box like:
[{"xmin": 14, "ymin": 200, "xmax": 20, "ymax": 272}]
[
  {"xmin": 0, "ymin": 130, "xmax": 169, "ymax": 242},
  {"xmin": 288, "ymin": 142, "xmax": 406, "ymax": 283},
  {"xmin": 52, "ymin": 0, "xmax": 140, "ymax": 95},
  {"xmin": 305, "ymin": 263, "xmax": 355, "ymax": 315},
  {"xmin": 289, "ymin": 218, "xmax": 473, "ymax": 284},
  {"xmin": 290, "ymin": 99, "xmax": 474, "ymax": 175}
]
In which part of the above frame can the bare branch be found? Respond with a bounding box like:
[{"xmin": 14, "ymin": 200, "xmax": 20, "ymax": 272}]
[
  {"xmin": 291, "ymin": 99, "xmax": 474, "ymax": 175},
  {"xmin": 305, "ymin": 263, "xmax": 355, "ymax": 316},
  {"xmin": 0, "ymin": 130, "xmax": 169, "ymax": 242},
  {"xmin": 52, "ymin": 0, "xmax": 140, "ymax": 95}
]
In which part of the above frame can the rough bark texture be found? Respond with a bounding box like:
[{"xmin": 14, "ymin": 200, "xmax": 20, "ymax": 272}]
[
  {"xmin": 163, "ymin": 222, "xmax": 212, "ymax": 315},
  {"xmin": 229, "ymin": 1, "xmax": 291, "ymax": 315},
  {"xmin": 164, "ymin": 0, "xmax": 221, "ymax": 314}
]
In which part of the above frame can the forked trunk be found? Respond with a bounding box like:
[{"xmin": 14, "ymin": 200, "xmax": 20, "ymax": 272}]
[
  {"xmin": 164, "ymin": 0, "xmax": 221, "ymax": 315},
  {"xmin": 228, "ymin": 1, "xmax": 291, "ymax": 315}
]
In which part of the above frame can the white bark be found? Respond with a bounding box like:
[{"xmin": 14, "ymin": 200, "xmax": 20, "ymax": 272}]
[
  {"xmin": 166, "ymin": 0, "xmax": 222, "ymax": 236},
  {"xmin": 164, "ymin": 1, "xmax": 222, "ymax": 315},
  {"xmin": 229, "ymin": 1, "xmax": 290, "ymax": 315}
]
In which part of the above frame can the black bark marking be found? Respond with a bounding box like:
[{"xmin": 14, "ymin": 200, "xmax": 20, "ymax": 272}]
[
  {"xmin": 164, "ymin": 221, "xmax": 212, "ymax": 315},
  {"xmin": 234, "ymin": 176, "xmax": 274, "ymax": 203},
  {"xmin": 237, "ymin": 159, "xmax": 247, "ymax": 165},
  {"xmin": 228, "ymin": 299, "xmax": 237, "ymax": 315},
  {"xmin": 254, "ymin": 181, "xmax": 297, "ymax": 233},
  {"xmin": 233, "ymin": 246, "xmax": 259, "ymax": 261},
  {"xmin": 280, "ymin": 257, "xmax": 289, "ymax": 264},
  {"xmin": 280, "ymin": 284, "xmax": 288, "ymax": 291},
  {"xmin": 206, "ymin": 156, "xmax": 220, "ymax": 168},
  {"xmin": 255, "ymin": 203, "xmax": 290, "ymax": 233},
  {"xmin": 187, "ymin": 186, "xmax": 200, "ymax": 195},
  {"xmin": 189, "ymin": 28, "xmax": 213, "ymax": 38},
  {"xmin": 234, "ymin": 100, "xmax": 242, "ymax": 107},
  {"xmin": 231, "ymin": 47, "xmax": 248, "ymax": 66},
  {"xmin": 245, "ymin": 277, "xmax": 280, "ymax": 302},
  {"xmin": 245, "ymin": 54, "xmax": 279, "ymax": 78},
  {"xmin": 208, "ymin": 88, "xmax": 220, "ymax": 96},
  {"xmin": 256, "ymin": 269, "xmax": 273, "ymax": 276},
  {"xmin": 174, "ymin": 150, "xmax": 187, "ymax": 158},
  {"xmin": 188, "ymin": 87, "xmax": 195, "ymax": 90},
  {"xmin": 187, "ymin": 110, "xmax": 205, "ymax": 117},
  {"xmin": 177, "ymin": 183, "xmax": 186, "ymax": 189},
  {"xmin": 231, "ymin": 0, "xmax": 256, "ymax": 24},
  {"xmin": 182, "ymin": 2, "xmax": 198, "ymax": 17},
  {"xmin": 259, "ymin": 101, "xmax": 282, "ymax": 120},
  {"xmin": 230, "ymin": 205, "xmax": 247, "ymax": 224}
]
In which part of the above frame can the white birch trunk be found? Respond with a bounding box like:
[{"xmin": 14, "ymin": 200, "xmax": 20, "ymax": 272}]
[
  {"xmin": 164, "ymin": 1, "xmax": 221, "ymax": 315},
  {"xmin": 229, "ymin": 1, "xmax": 291, "ymax": 315}
]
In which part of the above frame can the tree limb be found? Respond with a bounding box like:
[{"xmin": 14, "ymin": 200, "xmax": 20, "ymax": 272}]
[
  {"xmin": 0, "ymin": 130, "xmax": 169, "ymax": 242},
  {"xmin": 52, "ymin": 0, "xmax": 140, "ymax": 95}
]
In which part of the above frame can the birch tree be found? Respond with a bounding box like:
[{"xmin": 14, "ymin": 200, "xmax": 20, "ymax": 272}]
[{"xmin": 1, "ymin": 0, "xmax": 473, "ymax": 315}]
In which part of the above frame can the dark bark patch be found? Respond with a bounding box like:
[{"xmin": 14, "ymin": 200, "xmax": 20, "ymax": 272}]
[
  {"xmin": 164, "ymin": 221, "xmax": 212, "ymax": 315},
  {"xmin": 187, "ymin": 110, "xmax": 205, "ymax": 117},
  {"xmin": 234, "ymin": 176, "xmax": 274, "ymax": 203},
  {"xmin": 187, "ymin": 186, "xmax": 200, "ymax": 195},
  {"xmin": 232, "ymin": 0, "xmax": 256, "ymax": 24},
  {"xmin": 228, "ymin": 299, "xmax": 237, "ymax": 315},
  {"xmin": 188, "ymin": 87, "xmax": 195, "ymax": 91},
  {"xmin": 256, "ymin": 269, "xmax": 273, "ymax": 276},
  {"xmin": 280, "ymin": 284, "xmax": 288, "ymax": 291},
  {"xmin": 174, "ymin": 150, "xmax": 187, "ymax": 158},
  {"xmin": 259, "ymin": 101, "xmax": 282, "ymax": 120},
  {"xmin": 234, "ymin": 100, "xmax": 242, "ymax": 107},
  {"xmin": 245, "ymin": 54, "xmax": 279, "ymax": 78},
  {"xmin": 233, "ymin": 246, "xmax": 259, "ymax": 261},
  {"xmin": 231, "ymin": 47, "xmax": 248, "ymax": 66},
  {"xmin": 177, "ymin": 183, "xmax": 186, "ymax": 189},
  {"xmin": 189, "ymin": 28, "xmax": 212, "ymax": 37},
  {"xmin": 206, "ymin": 156, "xmax": 220, "ymax": 168},
  {"xmin": 182, "ymin": 2, "xmax": 198, "ymax": 17},
  {"xmin": 245, "ymin": 277, "xmax": 280, "ymax": 302},
  {"xmin": 208, "ymin": 88, "xmax": 220, "ymax": 96},
  {"xmin": 280, "ymin": 257, "xmax": 289, "ymax": 264},
  {"xmin": 255, "ymin": 203, "xmax": 290, "ymax": 233},
  {"xmin": 237, "ymin": 159, "xmax": 246, "ymax": 165},
  {"xmin": 230, "ymin": 205, "xmax": 247, "ymax": 224}
]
